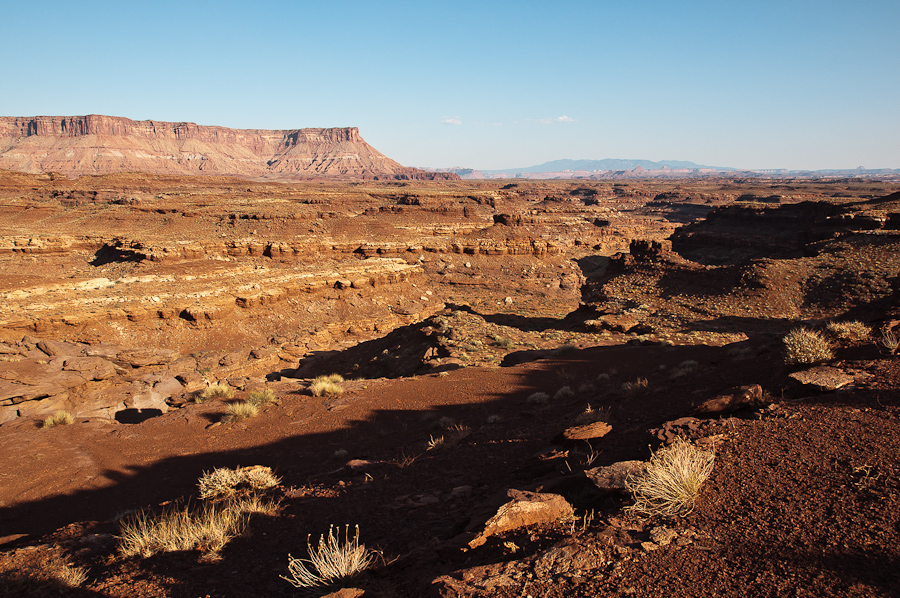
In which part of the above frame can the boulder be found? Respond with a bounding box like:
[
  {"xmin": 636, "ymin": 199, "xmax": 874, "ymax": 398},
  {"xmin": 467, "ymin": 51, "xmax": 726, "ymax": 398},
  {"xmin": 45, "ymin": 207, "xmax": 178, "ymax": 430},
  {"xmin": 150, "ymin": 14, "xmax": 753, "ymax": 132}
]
[{"xmin": 468, "ymin": 490, "xmax": 573, "ymax": 548}]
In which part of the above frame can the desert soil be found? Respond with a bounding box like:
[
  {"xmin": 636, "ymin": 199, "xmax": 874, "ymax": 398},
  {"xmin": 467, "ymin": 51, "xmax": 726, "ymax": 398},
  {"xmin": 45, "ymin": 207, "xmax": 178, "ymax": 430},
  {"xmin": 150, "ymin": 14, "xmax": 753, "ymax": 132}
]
[{"xmin": 1, "ymin": 172, "xmax": 899, "ymax": 597}]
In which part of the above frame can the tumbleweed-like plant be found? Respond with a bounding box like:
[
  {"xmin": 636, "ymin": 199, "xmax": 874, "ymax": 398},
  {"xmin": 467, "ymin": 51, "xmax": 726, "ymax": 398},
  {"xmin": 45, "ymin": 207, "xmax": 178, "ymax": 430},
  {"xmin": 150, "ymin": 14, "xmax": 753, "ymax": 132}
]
[
  {"xmin": 782, "ymin": 327, "xmax": 833, "ymax": 365},
  {"xmin": 282, "ymin": 525, "xmax": 375, "ymax": 591},
  {"xmin": 626, "ymin": 437, "xmax": 715, "ymax": 516}
]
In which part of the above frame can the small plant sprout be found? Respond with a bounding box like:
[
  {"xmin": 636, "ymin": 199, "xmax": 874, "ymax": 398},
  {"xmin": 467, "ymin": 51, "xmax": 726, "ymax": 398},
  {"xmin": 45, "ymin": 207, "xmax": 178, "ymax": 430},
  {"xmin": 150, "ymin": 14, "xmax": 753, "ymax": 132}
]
[
  {"xmin": 282, "ymin": 525, "xmax": 375, "ymax": 590},
  {"xmin": 42, "ymin": 410, "xmax": 75, "ymax": 428},
  {"xmin": 426, "ymin": 435, "xmax": 445, "ymax": 451}
]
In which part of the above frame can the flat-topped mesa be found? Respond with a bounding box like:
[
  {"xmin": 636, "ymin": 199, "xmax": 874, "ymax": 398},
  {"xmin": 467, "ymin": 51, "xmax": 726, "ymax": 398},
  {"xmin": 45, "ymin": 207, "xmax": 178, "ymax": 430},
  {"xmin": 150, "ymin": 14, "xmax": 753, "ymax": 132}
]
[{"xmin": 0, "ymin": 115, "xmax": 458, "ymax": 181}]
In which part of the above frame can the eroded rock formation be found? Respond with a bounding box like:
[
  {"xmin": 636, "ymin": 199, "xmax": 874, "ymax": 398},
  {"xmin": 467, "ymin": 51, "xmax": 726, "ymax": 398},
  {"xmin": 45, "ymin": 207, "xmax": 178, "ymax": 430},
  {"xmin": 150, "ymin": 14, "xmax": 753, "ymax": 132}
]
[{"xmin": 0, "ymin": 115, "xmax": 457, "ymax": 181}]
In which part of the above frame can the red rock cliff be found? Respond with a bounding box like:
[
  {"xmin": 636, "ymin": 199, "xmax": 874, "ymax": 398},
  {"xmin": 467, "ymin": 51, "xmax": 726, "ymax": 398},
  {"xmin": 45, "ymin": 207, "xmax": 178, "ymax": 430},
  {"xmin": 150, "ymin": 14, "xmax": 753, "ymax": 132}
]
[{"xmin": 0, "ymin": 115, "xmax": 457, "ymax": 180}]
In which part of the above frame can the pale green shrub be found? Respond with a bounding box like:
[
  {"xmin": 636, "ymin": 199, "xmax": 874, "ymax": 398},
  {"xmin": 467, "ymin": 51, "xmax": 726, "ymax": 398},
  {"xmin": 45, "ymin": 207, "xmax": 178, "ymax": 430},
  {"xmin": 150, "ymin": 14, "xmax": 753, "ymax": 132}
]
[{"xmin": 783, "ymin": 328, "xmax": 833, "ymax": 365}]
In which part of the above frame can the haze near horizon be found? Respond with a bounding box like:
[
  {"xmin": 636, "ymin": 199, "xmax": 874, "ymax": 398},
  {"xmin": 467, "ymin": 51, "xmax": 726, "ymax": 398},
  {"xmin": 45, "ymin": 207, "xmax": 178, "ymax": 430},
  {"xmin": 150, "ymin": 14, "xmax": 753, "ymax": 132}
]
[{"xmin": 2, "ymin": 0, "xmax": 898, "ymax": 172}]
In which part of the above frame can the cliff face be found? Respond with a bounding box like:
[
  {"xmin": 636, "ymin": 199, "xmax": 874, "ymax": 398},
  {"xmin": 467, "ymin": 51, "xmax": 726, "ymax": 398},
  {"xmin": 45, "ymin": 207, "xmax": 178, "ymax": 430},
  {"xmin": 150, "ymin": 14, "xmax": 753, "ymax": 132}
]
[{"xmin": 0, "ymin": 115, "xmax": 457, "ymax": 180}]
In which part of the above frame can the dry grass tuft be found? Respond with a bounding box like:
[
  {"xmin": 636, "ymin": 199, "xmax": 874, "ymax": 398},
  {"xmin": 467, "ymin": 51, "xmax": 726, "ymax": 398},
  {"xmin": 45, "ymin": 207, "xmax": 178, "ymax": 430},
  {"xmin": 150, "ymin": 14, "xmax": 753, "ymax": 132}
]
[
  {"xmin": 198, "ymin": 465, "xmax": 281, "ymax": 501},
  {"xmin": 54, "ymin": 560, "xmax": 88, "ymax": 587},
  {"xmin": 880, "ymin": 329, "xmax": 900, "ymax": 355},
  {"xmin": 117, "ymin": 495, "xmax": 280, "ymax": 559},
  {"xmin": 42, "ymin": 410, "xmax": 74, "ymax": 428},
  {"xmin": 309, "ymin": 375, "xmax": 344, "ymax": 397},
  {"xmin": 223, "ymin": 400, "xmax": 259, "ymax": 422},
  {"xmin": 783, "ymin": 328, "xmax": 833, "ymax": 365},
  {"xmin": 626, "ymin": 437, "xmax": 715, "ymax": 516},
  {"xmin": 247, "ymin": 388, "xmax": 278, "ymax": 406},
  {"xmin": 281, "ymin": 525, "xmax": 375, "ymax": 591},
  {"xmin": 197, "ymin": 382, "xmax": 235, "ymax": 403},
  {"xmin": 621, "ymin": 377, "xmax": 650, "ymax": 397}
]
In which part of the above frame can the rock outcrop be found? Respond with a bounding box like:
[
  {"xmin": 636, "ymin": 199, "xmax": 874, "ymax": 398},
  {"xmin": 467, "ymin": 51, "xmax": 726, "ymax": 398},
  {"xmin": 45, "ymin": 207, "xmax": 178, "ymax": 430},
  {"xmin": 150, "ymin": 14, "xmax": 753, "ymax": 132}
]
[{"xmin": 0, "ymin": 115, "xmax": 458, "ymax": 181}]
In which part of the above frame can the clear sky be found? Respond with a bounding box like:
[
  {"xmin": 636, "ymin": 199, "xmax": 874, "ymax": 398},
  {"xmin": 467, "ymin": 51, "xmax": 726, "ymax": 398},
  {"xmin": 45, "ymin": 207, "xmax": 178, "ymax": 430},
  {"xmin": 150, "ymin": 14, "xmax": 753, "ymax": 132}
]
[{"xmin": 3, "ymin": 0, "xmax": 898, "ymax": 171}]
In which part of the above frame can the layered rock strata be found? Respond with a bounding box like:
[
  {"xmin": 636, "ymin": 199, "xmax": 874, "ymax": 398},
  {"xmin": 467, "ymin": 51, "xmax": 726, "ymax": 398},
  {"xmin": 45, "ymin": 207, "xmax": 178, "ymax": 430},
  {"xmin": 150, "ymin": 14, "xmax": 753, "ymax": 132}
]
[{"xmin": 0, "ymin": 115, "xmax": 457, "ymax": 180}]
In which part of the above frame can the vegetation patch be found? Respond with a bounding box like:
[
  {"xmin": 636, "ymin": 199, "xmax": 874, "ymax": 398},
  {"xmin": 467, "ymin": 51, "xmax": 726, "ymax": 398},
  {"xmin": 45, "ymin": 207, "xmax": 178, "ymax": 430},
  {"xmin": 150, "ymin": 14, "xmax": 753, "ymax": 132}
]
[{"xmin": 626, "ymin": 437, "xmax": 715, "ymax": 516}]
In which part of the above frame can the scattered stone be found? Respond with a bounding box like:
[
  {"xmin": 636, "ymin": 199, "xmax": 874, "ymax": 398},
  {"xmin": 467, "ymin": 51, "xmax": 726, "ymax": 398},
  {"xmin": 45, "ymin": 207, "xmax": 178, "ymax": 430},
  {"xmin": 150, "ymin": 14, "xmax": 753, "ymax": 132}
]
[
  {"xmin": 585, "ymin": 461, "xmax": 646, "ymax": 491},
  {"xmin": 649, "ymin": 526, "xmax": 678, "ymax": 546},
  {"xmin": 468, "ymin": 490, "xmax": 574, "ymax": 548},
  {"xmin": 694, "ymin": 384, "xmax": 763, "ymax": 416},
  {"xmin": 562, "ymin": 420, "xmax": 612, "ymax": 442},
  {"xmin": 789, "ymin": 366, "xmax": 855, "ymax": 391},
  {"xmin": 651, "ymin": 417, "xmax": 702, "ymax": 444}
]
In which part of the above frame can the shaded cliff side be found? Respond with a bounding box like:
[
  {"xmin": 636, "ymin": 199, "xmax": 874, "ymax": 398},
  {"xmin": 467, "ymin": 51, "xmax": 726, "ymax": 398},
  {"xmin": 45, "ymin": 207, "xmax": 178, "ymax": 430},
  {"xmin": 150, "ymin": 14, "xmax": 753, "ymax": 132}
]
[{"xmin": 0, "ymin": 114, "xmax": 457, "ymax": 181}]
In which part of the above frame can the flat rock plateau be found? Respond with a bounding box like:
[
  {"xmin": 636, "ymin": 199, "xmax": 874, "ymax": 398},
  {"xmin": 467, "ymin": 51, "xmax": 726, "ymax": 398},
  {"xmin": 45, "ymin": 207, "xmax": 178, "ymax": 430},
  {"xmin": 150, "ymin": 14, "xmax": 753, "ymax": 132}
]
[{"xmin": 1, "ymin": 162, "xmax": 900, "ymax": 598}]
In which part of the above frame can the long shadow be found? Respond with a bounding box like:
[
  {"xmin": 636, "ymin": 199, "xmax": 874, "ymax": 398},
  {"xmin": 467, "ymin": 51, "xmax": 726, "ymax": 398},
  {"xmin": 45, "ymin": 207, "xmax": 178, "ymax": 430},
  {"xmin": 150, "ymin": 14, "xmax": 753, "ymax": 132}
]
[{"xmin": 0, "ymin": 340, "xmax": 886, "ymax": 596}]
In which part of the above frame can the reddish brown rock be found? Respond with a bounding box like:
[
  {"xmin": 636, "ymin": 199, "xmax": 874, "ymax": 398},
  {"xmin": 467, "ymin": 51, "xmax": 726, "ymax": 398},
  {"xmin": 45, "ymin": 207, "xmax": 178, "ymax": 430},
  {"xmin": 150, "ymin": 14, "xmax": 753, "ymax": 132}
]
[{"xmin": 468, "ymin": 490, "xmax": 573, "ymax": 548}]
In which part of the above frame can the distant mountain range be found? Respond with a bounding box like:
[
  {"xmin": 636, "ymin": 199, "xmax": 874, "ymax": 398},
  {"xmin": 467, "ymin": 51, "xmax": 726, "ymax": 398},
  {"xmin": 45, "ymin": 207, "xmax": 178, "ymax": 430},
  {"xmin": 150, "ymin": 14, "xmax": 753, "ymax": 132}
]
[{"xmin": 481, "ymin": 158, "xmax": 733, "ymax": 175}]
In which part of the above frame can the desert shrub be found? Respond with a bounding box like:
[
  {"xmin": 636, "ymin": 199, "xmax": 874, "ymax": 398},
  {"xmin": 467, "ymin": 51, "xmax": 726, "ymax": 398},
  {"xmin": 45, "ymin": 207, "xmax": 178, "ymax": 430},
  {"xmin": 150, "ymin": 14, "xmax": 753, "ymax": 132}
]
[
  {"xmin": 309, "ymin": 375, "xmax": 344, "ymax": 397},
  {"xmin": 198, "ymin": 466, "xmax": 281, "ymax": 501},
  {"xmin": 197, "ymin": 382, "xmax": 235, "ymax": 403},
  {"xmin": 552, "ymin": 344, "xmax": 577, "ymax": 357},
  {"xmin": 426, "ymin": 435, "xmax": 445, "ymax": 451},
  {"xmin": 526, "ymin": 391, "xmax": 550, "ymax": 405},
  {"xmin": 54, "ymin": 561, "xmax": 88, "ymax": 588},
  {"xmin": 783, "ymin": 328, "xmax": 833, "ymax": 365},
  {"xmin": 43, "ymin": 410, "xmax": 74, "ymax": 428},
  {"xmin": 224, "ymin": 400, "xmax": 259, "ymax": 422},
  {"xmin": 626, "ymin": 437, "xmax": 715, "ymax": 516},
  {"xmin": 282, "ymin": 525, "xmax": 375, "ymax": 590},
  {"xmin": 554, "ymin": 385, "xmax": 576, "ymax": 400},
  {"xmin": 247, "ymin": 388, "xmax": 278, "ymax": 406},
  {"xmin": 825, "ymin": 320, "xmax": 871, "ymax": 342},
  {"xmin": 669, "ymin": 360, "xmax": 699, "ymax": 379}
]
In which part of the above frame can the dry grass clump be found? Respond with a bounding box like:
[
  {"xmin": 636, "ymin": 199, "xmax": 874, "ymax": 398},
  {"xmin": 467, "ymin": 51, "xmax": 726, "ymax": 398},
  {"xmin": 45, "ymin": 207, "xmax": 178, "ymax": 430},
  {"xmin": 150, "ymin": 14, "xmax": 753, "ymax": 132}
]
[
  {"xmin": 626, "ymin": 437, "xmax": 715, "ymax": 516},
  {"xmin": 309, "ymin": 374, "xmax": 344, "ymax": 397},
  {"xmin": 198, "ymin": 465, "xmax": 281, "ymax": 501},
  {"xmin": 118, "ymin": 467, "xmax": 281, "ymax": 559},
  {"xmin": 197, "ymin": 382, "xmax": 235, "ymax": 403},
  {"xmin": 621, "ymin": 377, "xmax": 650, "ymax": 397},
  {"xmin": 53, "ymin": 560, "xmax": 88, "ymax": 588},
  {"xmin": 247, "ymin": 388, "xmax": 278, "ymax": 406},
  {"xmin": 118, "ymin": 501, "xmax": 247, "ymax": 558},
  {"xmin": 42, "ymin": 410, "xmax": 74, "ymax": 428},
  {"xmin": 825, "ymin": 320, "xmax": 871, "ymax": 342},
  {"xmin": 783, "ymin": 327, "xmax": 833, "ymax": 365},
  {"xmin": 282, "ymin": 525, "xmax": 375, "ymax": 591},
  {"xmin": 223, "ymin": 400, "xmax": 259, "ymax": 423}
]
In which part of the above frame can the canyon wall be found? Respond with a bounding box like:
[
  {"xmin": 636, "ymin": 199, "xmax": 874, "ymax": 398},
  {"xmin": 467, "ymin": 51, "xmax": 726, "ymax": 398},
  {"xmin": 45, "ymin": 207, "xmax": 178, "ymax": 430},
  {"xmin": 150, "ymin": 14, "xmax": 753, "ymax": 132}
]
[{"xmin": 0, "ymin": 115, "xmax": 456, "ymax": 180}]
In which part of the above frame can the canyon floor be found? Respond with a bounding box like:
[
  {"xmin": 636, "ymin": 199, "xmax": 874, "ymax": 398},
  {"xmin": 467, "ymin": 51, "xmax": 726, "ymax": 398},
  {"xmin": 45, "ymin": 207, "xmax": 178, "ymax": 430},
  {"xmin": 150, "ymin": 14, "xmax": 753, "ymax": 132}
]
[{"xmin": 1, "ymin": 171, "xmax": 899, "ymax": 597}]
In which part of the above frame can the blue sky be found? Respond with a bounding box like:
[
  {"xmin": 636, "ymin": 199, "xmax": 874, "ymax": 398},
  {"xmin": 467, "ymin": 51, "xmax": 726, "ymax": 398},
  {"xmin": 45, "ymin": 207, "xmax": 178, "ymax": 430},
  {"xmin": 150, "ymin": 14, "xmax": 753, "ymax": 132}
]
[{"xmin": 3, "ymin": 1, "xmax": 898, "ymax": 170}]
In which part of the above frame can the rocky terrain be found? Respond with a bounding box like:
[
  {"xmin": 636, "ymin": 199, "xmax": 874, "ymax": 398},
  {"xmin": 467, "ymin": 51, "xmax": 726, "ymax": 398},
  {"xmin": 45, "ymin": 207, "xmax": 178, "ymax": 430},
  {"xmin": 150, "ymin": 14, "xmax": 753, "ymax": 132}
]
[
  {"xmin": 1, "ymin": 169, "xmax": 899, "ymax": 597},
  {"xmin": 0, "ymin": 115, "xmax": 457, "ymax": 181}
]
